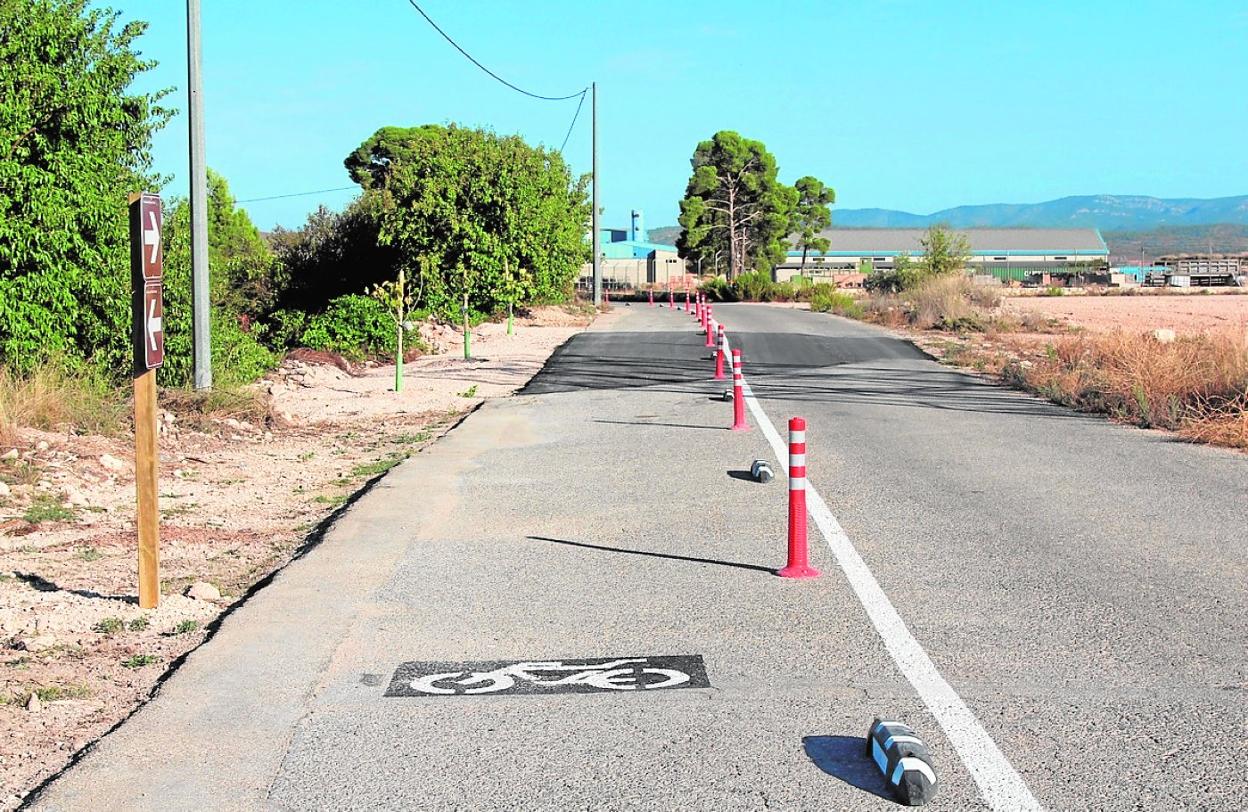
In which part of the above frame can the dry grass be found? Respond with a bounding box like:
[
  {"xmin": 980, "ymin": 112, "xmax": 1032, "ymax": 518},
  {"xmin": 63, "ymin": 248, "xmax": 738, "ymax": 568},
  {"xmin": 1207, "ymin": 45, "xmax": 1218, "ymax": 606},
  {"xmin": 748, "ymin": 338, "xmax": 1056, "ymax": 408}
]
[
  {"xmin": 1002, "ymin": 330, "xmax": 1248, "ymax": 449},
  {"xmin": 0, "ymin": 363, "xmax": 126, "ymax": 445}
]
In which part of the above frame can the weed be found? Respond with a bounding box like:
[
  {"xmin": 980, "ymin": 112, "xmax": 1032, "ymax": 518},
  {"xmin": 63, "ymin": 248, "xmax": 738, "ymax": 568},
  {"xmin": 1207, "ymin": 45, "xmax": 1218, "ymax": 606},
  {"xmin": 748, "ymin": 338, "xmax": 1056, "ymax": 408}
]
[
  {"xmin": 121, "ymin": 654, "xmax": 160, "ymax": 669},
  {"xmin": 350, "ymin": 455, "xmax": 406, "ymax": 479},
  {"xmin": 77, "ymin": 546, "xmax": 103, "ymax": 562},
  {"xmin": 297, "ymin": 451, "xmax": 315, "ymax": 462},
  {"xmin": 394, "ymin": 432, "xmax": 431, "ymax": 444},
  {"xmin": 457, "ymin": 385, "xmax": 479, "ymax": 398},
  {"xmin": 1041, "ymin": 285, "xmax": 1065, "ymax": 297},
  {"xmin": 128, "ymin": 616, "xmax": 150, "ymax": 632},
  {"xmin": 93, "ymin": 617, "xmax": 124, "ymax": 635},
  {"xmin": 171, "ymin": 619, "xmax": 200, "ymax": 635},
  {"xmin": 313, "ymin": 494, "xmax": 347, "ymax": 506},
  {"xmin": 23, "ymin": 493, "xmax": 75, "ymax": 525}
]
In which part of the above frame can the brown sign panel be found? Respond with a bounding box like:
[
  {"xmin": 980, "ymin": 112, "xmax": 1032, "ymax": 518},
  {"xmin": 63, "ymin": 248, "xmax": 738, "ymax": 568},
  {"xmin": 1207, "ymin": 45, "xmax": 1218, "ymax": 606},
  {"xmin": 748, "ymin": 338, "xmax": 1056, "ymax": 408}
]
[
  {"xmin": 129, "ymin": 193, "xmax": 164, "ymax": 372},
  {"xmin": 141, "ymin": 282, "xmax": 164, "ymax": 369}
]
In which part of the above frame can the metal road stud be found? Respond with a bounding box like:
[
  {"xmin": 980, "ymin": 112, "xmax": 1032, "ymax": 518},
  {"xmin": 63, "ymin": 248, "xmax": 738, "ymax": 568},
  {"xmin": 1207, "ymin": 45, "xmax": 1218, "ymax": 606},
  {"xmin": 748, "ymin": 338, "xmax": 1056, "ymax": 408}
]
[
  {"xmin": 714, "ymin": 326, "xmax": 726, "ymax": 380},
  {"xmin": 730, "ymin": 349, "xmax": 748, "ymax": 431},
  {"xmin": 777, "ymin": 416, "xmax": 820, "ymax": 579}
]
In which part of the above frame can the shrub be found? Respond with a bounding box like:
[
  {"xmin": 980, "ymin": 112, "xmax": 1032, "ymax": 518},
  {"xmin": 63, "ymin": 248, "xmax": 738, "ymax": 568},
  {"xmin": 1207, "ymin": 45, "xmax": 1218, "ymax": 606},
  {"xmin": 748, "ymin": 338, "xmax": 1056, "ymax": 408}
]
[
  {"xmin": 908, "ymin": 275, "xmax": 976, "ymax": 330},
  {"xmin": 299, "ymin": 295, "xmax": 394, "ymax": 360},
  {"xmin": 699, "ymin": 277, "xmax": 732, "ymax": 302},
  {"xmin": 810, "ymin": 284, "xmax": 863, "ymax": 318},
  {"xmin": 1002, "ymin": 329, "xmax": 1248, "ymax": 447},
  {"xmin": 967, "ymin": 283, "xmax": 1003, "ymax": 309},
  {"xmin": 1042, "ymin": 285, "xmax": 1065, "ymax": 297},
  {"xmin": 730, "ymin": 271, "xmax": 777, "ymax": 302}
]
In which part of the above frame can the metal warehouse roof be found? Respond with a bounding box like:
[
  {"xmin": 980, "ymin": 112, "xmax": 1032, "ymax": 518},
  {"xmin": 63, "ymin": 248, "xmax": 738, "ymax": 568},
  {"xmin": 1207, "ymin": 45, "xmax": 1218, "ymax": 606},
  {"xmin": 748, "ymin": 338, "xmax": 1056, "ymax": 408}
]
[{"xmin": 795, "ymin": 228, "xmax": 1107, "ymax": 255}]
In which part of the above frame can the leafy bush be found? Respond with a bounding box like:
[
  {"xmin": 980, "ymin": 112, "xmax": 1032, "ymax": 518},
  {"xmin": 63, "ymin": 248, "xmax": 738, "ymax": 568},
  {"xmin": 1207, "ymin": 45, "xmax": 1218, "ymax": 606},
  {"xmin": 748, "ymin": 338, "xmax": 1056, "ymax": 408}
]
[
  {"xmin": 1042, "ymin": 285, "xmax": 1065, "ymax": 297},
  {"xmin": 700, "ymin": 277, "xmax": 732, "ymax": 302},
  {"xmin": 809, "ymin": 284, "xmax": 863, "ymax": 318},
  {"xmin": 730, "ymin": 271, "xmax": 777, "ymax": 302},
  {"xmin": 299, "ymin": 295, "xmax": 394, "ymax": 360},
  {"xmin": 0, "ymin": 1, "xmax": 170, "ymax": 374}
]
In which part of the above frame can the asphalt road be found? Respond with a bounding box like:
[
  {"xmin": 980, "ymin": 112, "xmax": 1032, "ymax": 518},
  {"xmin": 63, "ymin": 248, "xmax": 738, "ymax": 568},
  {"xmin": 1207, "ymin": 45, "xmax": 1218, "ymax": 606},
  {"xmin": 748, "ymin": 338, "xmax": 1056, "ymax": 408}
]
[{"xmin": 30, "ymin": 302, "xmax": 1248, "ymax": 811}]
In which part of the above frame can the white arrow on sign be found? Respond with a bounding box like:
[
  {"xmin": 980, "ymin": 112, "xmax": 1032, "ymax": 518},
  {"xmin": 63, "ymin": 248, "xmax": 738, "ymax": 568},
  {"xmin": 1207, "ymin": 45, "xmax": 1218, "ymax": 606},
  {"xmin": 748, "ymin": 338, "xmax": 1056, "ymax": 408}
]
[
  {"xmin": 144, "ymin": 210, "xmax": 160, "ymax": 267},
  {"xmin": 147, "ymin": 296, "xmax": 162, "ymax": 352}
]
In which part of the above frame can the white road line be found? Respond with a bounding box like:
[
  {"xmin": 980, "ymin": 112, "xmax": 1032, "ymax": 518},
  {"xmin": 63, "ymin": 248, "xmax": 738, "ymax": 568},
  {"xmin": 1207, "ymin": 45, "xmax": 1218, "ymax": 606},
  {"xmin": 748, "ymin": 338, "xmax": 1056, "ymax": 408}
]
[{"xmin": 734, "ymin": 366, "xmax": 1042, "ymax": 811}]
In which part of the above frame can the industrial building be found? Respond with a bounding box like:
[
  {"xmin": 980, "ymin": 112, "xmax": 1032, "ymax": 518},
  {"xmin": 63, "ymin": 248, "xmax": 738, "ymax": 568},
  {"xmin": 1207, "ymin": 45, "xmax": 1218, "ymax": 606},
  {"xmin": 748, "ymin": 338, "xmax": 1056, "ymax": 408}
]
[
  {"xmin": 774, "ymin": 228, "xmax": 1109, "ymax": 284},
  {"xmin": 579, "ymin": 210, "xmax": 684, "ymax": 290}
]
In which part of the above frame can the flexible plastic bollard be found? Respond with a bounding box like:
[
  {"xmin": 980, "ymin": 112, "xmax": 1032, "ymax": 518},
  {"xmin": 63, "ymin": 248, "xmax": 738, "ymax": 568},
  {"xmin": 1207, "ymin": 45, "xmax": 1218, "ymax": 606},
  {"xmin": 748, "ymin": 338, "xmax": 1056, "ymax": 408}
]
[
  {"xmin": 714, "ymin": 325, "xmax": 727, "ymax": 379},
  {"xmin": 730, "ymin": 349, "xmax": 748, "ymax": 431},
  {"xmin": 648, "ymin": 289, "xmax": 654, "ymax": 306},
  {"xmin": 777, "ymin": 416, "xmax": 820, "ymax": 579},
  {"xmin": 668, "ymin": 289, "xmax": 675, "ymax": 309}
]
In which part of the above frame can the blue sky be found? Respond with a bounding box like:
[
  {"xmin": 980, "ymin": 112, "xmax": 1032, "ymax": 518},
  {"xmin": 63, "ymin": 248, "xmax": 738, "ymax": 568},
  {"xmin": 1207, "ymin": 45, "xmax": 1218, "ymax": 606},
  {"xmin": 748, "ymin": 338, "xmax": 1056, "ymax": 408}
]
[{"xmin": 117, "ymin": 0, "xmax": 1248, "ymax": 231}]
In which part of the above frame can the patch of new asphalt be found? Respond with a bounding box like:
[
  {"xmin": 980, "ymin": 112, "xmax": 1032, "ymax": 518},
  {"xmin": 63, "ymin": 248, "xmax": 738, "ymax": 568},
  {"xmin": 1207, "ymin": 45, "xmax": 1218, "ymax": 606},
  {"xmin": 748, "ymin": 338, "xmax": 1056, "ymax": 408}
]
[{"xmin": 29, "ymin": 302, "xmax": 1247, "ymax": 810}]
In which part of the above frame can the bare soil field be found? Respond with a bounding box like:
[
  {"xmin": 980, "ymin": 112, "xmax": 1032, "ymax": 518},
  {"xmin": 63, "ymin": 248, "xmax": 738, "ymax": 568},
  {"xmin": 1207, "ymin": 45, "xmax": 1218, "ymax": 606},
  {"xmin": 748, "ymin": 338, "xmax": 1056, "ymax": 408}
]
[
  {"xmin": 1006, "ymin": 293, "xmax": 1248, "ymax": 335},
  {"xmin": 0, "ymin": 306, "xmax": 598, "ymax": 808}
]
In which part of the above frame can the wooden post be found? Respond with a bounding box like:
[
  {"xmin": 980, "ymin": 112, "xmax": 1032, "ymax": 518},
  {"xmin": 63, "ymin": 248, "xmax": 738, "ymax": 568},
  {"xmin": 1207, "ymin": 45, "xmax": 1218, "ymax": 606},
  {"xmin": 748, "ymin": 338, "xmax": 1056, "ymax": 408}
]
[
  {"xmin": 134, "ymin": 366, "xmax": 160, "ymax": 607},
  {"xmin": 129, "ymin": 191, "xmax": 163, "ymax": 609}
]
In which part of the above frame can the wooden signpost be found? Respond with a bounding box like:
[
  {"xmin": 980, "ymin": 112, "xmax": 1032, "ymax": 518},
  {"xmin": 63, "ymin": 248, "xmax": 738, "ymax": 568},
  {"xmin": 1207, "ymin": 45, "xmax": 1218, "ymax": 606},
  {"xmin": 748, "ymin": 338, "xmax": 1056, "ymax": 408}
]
[{"xmin": 129, "ymin": 192, "xmax": 164, "ymax": 608}]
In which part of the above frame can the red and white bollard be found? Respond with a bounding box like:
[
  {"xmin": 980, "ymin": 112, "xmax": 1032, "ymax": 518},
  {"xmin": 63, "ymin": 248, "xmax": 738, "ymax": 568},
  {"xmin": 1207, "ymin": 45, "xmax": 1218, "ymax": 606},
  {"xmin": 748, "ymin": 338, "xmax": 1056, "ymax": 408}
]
[
  {"xmin": 777, "ymin": 417, "xmax": 820, "ymax": 579},
  {"xmin": 669, "ymin": 289, "xmax": 675, "ymax": 309},
  {"xmin": 714, "ymin": 325, "xmax": 726, "ymax": 379},
  {"xmin": 730, "ymin": 348, "xmax": 748, "ymax": 431},
  {"xmin": 685, "ymin": 290, "xmax": 691, "ymax": 312},
  {"xmin": 707, "ymin": 302, "xmax": 714, "ymax": 333},
  {"xmin": 648, "ymin": 289, "xmax": 654, "ymax": 306},
  {"xmin": 705, "ymin": 317, "xmax": 715, "ymax": 347}
]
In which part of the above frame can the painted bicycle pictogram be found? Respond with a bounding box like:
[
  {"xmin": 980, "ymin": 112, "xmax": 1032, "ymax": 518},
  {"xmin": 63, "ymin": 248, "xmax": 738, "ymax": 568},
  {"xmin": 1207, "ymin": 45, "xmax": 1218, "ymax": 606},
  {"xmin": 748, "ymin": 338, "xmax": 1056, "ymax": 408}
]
[{"xmin": 385, "ymin": 655, "xmax": 710, "ymax": 697}]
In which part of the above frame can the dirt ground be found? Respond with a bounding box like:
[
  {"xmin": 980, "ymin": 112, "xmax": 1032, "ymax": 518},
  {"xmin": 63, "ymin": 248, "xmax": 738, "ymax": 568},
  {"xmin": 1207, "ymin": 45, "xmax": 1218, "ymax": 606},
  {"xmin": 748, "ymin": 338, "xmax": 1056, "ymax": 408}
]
[
  {"xmin": 0, "ymin": 306, "xmax": 598, "ymax": 808},
  {"xmin": 1005, "ymin": 292, "xmax": 1248, "ymax": 335}
]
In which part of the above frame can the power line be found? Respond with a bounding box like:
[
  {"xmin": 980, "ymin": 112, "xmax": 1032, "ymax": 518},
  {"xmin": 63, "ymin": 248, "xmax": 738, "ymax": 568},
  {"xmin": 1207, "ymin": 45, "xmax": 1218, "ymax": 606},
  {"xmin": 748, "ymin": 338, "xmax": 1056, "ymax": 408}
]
[
  {"xmin": 236, "ymin": 186, "xmax": 357, "ymax": 204},
  {"xmin": 402, "ymin": 0, "xmax": 586, "ymax": 101},
  {"xmin": 558, "ymin": 89, "xmax": 587, "ymax": 153}
]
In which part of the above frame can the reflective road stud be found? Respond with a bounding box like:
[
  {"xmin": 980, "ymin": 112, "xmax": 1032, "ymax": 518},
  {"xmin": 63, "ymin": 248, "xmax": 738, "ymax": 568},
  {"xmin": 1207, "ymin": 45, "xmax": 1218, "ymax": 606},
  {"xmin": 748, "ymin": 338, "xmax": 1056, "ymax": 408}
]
[
  {"xmin": 714, "ymin": 326, "xmax": 726, "ymax": 379},
  {"xmin": 730, "ymin": 349, "xmax": 748, "ymax": 431},
  {"xmin": 777, "ymin": 417, "xmax": 820, "ymax": 579}
]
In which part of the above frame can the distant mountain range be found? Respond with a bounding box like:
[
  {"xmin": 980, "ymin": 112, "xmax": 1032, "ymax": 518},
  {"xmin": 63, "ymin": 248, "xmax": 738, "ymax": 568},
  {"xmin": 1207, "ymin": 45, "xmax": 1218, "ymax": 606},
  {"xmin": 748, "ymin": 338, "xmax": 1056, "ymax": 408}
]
[
  {"xmin": 648, "ymin": 195, "xmax": 1248, "ymax": 259},
  {"xmin": 828, "ymin": 195, "xmax": 1248, "ymax": 229}
]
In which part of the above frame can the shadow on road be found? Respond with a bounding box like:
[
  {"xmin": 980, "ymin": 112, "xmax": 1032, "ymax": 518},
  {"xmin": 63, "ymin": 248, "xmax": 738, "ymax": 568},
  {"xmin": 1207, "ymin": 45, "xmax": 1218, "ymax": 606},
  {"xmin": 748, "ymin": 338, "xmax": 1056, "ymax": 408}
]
[
  {"xmin": 526, "ymin": 536, "xmax": 775, "ymax": 575},
  {"xmin": 802, "ymin": 735, "xmax": 895, "ymax": 803}
]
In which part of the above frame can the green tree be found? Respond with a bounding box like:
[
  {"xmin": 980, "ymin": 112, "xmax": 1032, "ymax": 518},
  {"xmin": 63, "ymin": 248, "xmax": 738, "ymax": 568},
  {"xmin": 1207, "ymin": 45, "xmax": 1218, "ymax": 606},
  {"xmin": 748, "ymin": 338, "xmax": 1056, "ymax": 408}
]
[
  {"xmin": 677, "ymin": 131, "xmax": 795, "ymax": 279},
  {"xmin": 920, "ymin": 224, "xmax": 972, "ymax": 277},
  {"xmin": 792, "ymin": 176, "xmax": 834, "ymax": 278},
  {"xmin": 353, "ymin": 124, "xmax": 590, "ymax": 320},
  {"xmin": 0, "ymin": 0, "xmax": 170, "ymax": 372},
  {"xmin": 202, "ymin": 169, "xmax": 284, "ymax": 319}
]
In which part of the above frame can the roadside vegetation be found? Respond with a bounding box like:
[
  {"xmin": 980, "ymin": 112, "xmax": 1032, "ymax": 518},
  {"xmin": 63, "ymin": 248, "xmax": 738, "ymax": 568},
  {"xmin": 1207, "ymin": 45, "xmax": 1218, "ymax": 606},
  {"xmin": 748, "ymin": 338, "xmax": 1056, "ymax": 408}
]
[{"xmin": 0, "ymin": 1, "xmax": 591, "ymax": 443}]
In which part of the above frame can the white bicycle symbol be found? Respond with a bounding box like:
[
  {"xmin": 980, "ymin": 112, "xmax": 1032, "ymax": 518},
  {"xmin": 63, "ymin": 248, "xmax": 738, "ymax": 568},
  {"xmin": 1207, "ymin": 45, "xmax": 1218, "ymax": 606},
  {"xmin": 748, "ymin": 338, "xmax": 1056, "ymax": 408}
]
[{"xmin": 408, "ymin": 658, "xmax": 691, "ymax": 695}]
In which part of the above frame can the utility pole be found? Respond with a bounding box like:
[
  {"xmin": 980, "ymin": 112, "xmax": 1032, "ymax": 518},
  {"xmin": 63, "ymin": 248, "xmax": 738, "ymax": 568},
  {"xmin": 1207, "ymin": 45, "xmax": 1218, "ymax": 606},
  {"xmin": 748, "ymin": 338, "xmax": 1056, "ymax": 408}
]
[
  {"xmin": 591, "ymin": 82, "xmax": 601, "ymax": 307},
  {"xmin": 187, "ymin": 0, "xmax": 211, "ymax": 389}
]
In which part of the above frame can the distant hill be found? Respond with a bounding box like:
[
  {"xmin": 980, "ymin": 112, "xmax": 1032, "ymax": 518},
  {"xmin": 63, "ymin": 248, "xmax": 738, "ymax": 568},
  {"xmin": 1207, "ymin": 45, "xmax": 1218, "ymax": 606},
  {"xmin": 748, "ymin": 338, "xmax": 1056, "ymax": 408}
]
[
  {"xmin": 1102, "ymin": 224, "xmax": 1248, "ymax": 261},
  {"xmin": 831, "ymin": 194, "xmax": 1248, "ymax": 229},
  {"xmin": 650, "ymin": 195, "xmax": 1248, "ymax": 259}
]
